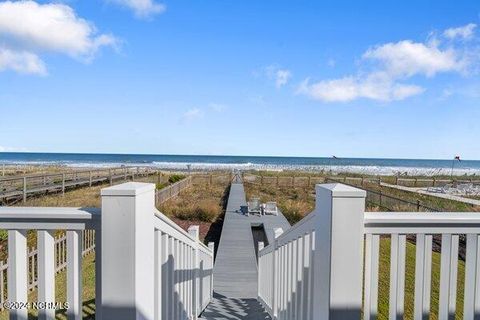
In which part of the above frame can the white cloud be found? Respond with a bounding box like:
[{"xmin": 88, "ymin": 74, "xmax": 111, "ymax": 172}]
[
  {"xmin": 263, "ymin": 65, "xmax": 292, "ymax": 88},
  {"xmin": 298, "ymin": 73, "xmax": 424, "ymax": 103},
  {"xmin": 444, "ymin": 23, "xmax": 477, "ymax": 40},
  {"xmin": 0, "ymin": 1, "xmax": 117, "ymax": 75},
  {"xmin": 181, "ymin": 108, "xmax": 203, "ymax": 122},
  {"xmin": 109, "ymin": 0, "xmax": 165, "ymax": 18},
  {"xmin": 299, "ymin": 22, "xmax": 479, "ymax": 103},
  {"xmin": 363, "ymin": 40, "xmax": 464, "ymax": 77},
  {"xmin": 0, "ymin": 48, "xmax": 46, "ymax": 75},
  {"xmin": 274, "ymin": 69, "xmax": 291, "ymax": 88}
]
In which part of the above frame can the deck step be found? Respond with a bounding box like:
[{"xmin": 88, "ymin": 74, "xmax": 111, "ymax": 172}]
[{"xmin": 200, "ymin": 294, "xmax": 271, "ymax": 320}]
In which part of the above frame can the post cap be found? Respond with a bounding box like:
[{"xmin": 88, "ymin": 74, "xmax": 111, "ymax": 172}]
[
  {"xmin": 316, "ymin": 183, "xmax": 366, "ymax": 198},
  {"xmin": 101, "ymin": 182, "xmax": 155, "ymax": 197}
]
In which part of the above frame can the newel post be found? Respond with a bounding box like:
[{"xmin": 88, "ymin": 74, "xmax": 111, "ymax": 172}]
[
  {"xmin": 101, "ymin": 182, "xmax": 156, "ymax": 320},
  {"xmin": 188, "ymin": 225, "xmax": 200, "ymax": 319},
  {"xmin": 313, "ymin": 183, "xmax": 366, "ymax": 320}
]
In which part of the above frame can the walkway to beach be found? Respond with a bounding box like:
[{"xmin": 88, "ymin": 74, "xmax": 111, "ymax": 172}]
[
  {"xmin": 381, "ymin": 182, "xmax": 480, "ymax": 206},
  {"xmin": 200, "ymin": 176, "xmax": 290, "ymax": 319}
]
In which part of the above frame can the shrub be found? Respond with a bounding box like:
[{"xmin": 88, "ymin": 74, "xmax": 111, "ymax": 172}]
[
  {"xmin": 279, "ymin": 200, "xmax": 313, "ymax": 225},
  {"xmin": 165, "ymin": 199, "xmax": 220, "ymax": 222},
  {"xmin": 168, "ymin": 174, "xmax": 185, "ymax": 184},
  {"xmin": 156, "ymin": 182, "xmax": 168, "ymax": 190}
]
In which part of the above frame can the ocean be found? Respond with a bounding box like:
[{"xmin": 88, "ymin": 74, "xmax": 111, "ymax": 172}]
[{"xmin": 0, "ymin": 152, "xmax": 479, "ymax": 176}]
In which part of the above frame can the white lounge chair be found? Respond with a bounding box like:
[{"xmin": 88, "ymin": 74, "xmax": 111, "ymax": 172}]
[
  {"xmin": 263, "ymin": 201, "xmax": 278, "ymax": 216},
  {"xmin": 248, "ymin": 198, "xmax": 261, "ymax": 215}
]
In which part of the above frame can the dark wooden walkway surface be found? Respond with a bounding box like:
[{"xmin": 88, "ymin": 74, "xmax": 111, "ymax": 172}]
[{"xmin": 201, "ymin": 176, "xmax": 290, "ymax": 319}]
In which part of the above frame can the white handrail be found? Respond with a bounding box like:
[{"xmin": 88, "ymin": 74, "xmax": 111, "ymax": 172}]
[{"xmin": 0, "ymin": 206, "xmax": 100, "ymax": 220}]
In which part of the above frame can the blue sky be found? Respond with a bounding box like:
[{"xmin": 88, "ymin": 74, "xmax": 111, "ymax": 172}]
[{"xmin": 0, "ymin": 0, "xmax": 479, "ymax": 159}]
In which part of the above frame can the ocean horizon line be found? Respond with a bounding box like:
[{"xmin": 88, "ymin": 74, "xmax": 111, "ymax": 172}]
[
  {"xmin": 0, "ymin": 151, "xmax": 477, "ymax": 162},
  {"xmin": 1, "ymin": 152, "xmax": 480, "ymax": 176}
]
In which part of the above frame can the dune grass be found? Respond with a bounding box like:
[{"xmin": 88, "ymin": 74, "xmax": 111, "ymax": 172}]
[{"xmin": 158, "ymin": 181, "xmax": 228, "ymax": 223}]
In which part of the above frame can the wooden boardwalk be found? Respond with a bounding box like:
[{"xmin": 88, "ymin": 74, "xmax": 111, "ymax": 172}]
[{"xmin": 201, "ymin": 177, "xmax": 290, "ymax": 319}]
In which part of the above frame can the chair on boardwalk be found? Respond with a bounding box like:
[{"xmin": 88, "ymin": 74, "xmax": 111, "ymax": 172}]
[
  {"xmin": 262, "ymin": 201, "xmax": 278, "ymax": 216},
  {"xmin": 248, "ymin": 198, "xmax": 261, "ymax": 215}
]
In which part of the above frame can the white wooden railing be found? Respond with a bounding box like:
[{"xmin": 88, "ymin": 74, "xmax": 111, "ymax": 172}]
[
  {"xmin": 100, "ymin": 182, "xmax": 214, "ymax": 320},
  {"xmin": 0, "ymin": 229, "xmax": 96, "ymax": 309},
  {"xmin": 0, "ymin": 207, "xmax": 101, "ymax": 319},
  {"xmin": 258, "ymin": 213, "xmax": 315, "ymax": 319},
  {"xmin": 0, "ymin": 182, "xmax": 214, "ymax": 320},
  {"xmin": 258, "ymin": 183, "xmax": 480, "ymax": 320},
  {"xmin": 364, "ymin": 212, "xmax": 480, "ymax": 320},
  {"xmin": 152, "ymin": 211, "xmax": 214, "ymax": 319},
  {"xmin": 258, "ymin": 183, "xmax": 366, "ymax": 320}
]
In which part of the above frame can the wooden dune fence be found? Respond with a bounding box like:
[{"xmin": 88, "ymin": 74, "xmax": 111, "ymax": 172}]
[
  {"xmin": 155, "ymin": 176, "xmax": 193, "ymax": 204},
  {"xmin": 0, "ymin": 166, "xmax": 154, "ymax": 204}
]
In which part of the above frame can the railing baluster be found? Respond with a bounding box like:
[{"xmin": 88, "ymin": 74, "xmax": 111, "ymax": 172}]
[
  {"xmin": 168, "ymin": 236, "xmax": 175, "ymax": 320},
  {"xmin": 287, "ymin": 242, "xmax": 292, "ymax": 318},
  {"xmin": 450, "ymin": 235, "xmax": 459, "ymax": 317},
  {"xmin": 308, "ymin": 231, "xmax": 315, "ymax": 320},
  {"xmin": 302, "ymin": 233, "xmax": 311, "ymax": 320},
  {"xmin": 439, "ymin": 234, "xmax": 452, "ymax": 319},
  {"xmin": 464, "ymin": 234, "xmax": 479, "ymax": 319},
  {"xmin": 8, "ymin": 230, "xmax": 28, "ymax": 320},
  {"xmin": 38, "ymin": 230, "xmax": 55, "ymax": 320},
  {"xmin": 296, "ymin": 236, "xmax": 303, "ymax": 320},
  {"xmin": 67, "ymin": 230, "xmax": 82, "ymax": 320},
  {"xmin": 154, "ymin": 230, "xmax": 162, "ymax": 320},
  {"xmin": 439, "ymin": 234, "xmax": 459, "ymax": 319},
  {"xmin": 175, "ymin": 239, "xmax": 180, "ymax": 320},
  {"xmin": 181, "ymin": 242, "xmax": 186, "ymax": 319},
  {"xmin": 190, "ymin": 246, "xmax": 193, "ymax": 317},
  {"xmin": 389, "ymin": 234, "xmax": 406, "ymax": 320},
  {"xmin": 281, "ymin": 245, "xmax": 286, "ymax": 319},
  {"xmin": 364, "ymin": 233, "xmax": 380, "ymax": 320},
  {"xmin": 414, "ymin": 234, "xmax": 432, "ymax": 320},
  {"xmin": 208, "ymin": 242, "xmax": 214, "ymax": 302},
  {"xmin": 290, "ymin": 240, "xmax": 297, "ymax": 319},
  {"xmin": 161, "ymin": 233, "xmax": 170, "ymax": 319}
]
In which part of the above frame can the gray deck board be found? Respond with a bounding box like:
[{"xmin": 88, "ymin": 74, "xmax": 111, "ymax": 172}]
[
  {"xmin": 200, "ymin": 293, "xmax": 271, "ymax": 320},
  {"xmin": 203, "ymin": 178, "xmax": 290, "ymax": 319}
]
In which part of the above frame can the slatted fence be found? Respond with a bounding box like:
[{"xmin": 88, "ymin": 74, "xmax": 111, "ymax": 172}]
[{"xmin": 0, "ymin": 166, "xmax": 154, "ymax": 204}]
